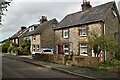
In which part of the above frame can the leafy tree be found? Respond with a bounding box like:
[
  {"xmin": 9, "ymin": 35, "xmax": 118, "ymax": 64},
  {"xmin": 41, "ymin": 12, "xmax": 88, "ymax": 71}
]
[
  {"xmin": 0, "ymin": 0, "xmax": 12, "ymax": 25},
  {"xmin": 88, "ymin": 31, "xmax": 119, "ymax": 60},
  {"xmin": 20, "ymin": 40, "xmax": 31, "ymax": 52},
  {"xmin": 2, "ymin": 40, "xmax": 10, "ymax": 53}
]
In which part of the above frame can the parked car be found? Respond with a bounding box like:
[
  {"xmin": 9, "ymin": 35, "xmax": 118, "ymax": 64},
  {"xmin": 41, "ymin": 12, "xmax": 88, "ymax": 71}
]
[{"xmin": 32, "ymin": 48, "xmax": 54, "ymax": 57}]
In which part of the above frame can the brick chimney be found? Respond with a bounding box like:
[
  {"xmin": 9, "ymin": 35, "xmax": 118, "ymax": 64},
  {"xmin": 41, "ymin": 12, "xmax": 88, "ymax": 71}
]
[
  {"xmin": 40, "ymin": 16, "xmax": 47, "ymax": 24},
  {"xmin": 21, "ymin": 26, "xmax": 26, "ymax": 30},
  {"xmin": 81, "ymin": 0, "xmax": 92, "ymax": 12}
]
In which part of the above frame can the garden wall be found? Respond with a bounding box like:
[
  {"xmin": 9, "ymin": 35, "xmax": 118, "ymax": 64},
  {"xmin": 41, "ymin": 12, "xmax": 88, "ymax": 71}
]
[
  {"xmin": 52, "ymin": 54, "xmax": 66, "ymax": 64},
  {"xmin": 34, "ymin": 54, "xmax": 66, "ymax": 64},
  {"xmin": 72, "ymin": 56, "xmax": 99, "ymax": 68}
]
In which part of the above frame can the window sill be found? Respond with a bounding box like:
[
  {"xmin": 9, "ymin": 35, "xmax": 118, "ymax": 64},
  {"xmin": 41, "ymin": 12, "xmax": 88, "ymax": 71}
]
[
  {"xmin": 80, "ymin": 54, "xmax": 88, "ymax": 56},
  {"xmin": 80, "ymin": 35, "xmax": 87, "ymax": 37},
  {"xmin": 63, "ymin": 37, "xmax": 69, "ymax": 39}
]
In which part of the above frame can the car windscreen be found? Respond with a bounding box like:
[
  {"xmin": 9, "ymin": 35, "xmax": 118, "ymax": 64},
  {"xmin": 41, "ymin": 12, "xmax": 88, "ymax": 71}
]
[
  {"xmin": 35, "ymin": 49, "xmax": 42, "ymax": 52},
  {"xmin": 43, "ymin": 50, "xmax": 52, "ymax": 52}
]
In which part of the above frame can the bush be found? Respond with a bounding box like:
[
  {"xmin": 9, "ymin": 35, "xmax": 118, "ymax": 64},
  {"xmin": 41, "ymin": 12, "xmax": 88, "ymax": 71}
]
[
  {"xmin": 8, "ymin": 46, "xmax": 13, "ymax": 53},
  {"xmin": 17, "ymin": 47, "xmax": 30, "ymax": 55},
  {"xmin": 2, "ymin": 40, "xmax": 10, "ymax": 53},
  {"xmin": 111, "ymin": 59, "xmax": 120, "ymax": 66}
]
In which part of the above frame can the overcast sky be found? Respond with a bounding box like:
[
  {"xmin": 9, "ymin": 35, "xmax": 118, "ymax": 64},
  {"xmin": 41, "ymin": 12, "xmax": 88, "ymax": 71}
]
[{"xmin": 0, "ymin": 0, "xmax": 120, "ymax": 41}]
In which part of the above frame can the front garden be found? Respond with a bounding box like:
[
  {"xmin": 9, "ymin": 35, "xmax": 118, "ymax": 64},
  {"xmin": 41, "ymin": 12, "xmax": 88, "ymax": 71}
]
[{"xmin": 8, "ymin": 40, "xmax": 31, "ymax": 55}]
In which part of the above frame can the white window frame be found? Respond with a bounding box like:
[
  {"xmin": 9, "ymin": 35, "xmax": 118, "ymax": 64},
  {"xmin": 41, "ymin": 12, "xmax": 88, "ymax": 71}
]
[
  {"xmin": 29, "ymin": 27, "xmax": 34, "ymax": 32},
  {"xmin": 33, "ymin": 45, "xmax": 36, "ymax": 51},
  {"xmin": 33, "ymin": 36, "xmax": 36, "ymax": 41},
  {"xmin": 37, "ymin": 45, "xmax": 39, "ymax": 50},
  {"xmin": 63, "ymin": 44, "xmax": 69, "ymax": 55},
  {"xmin": 112, "ymin": 10, "xmax": 117, "ymax": 17},
  {"xmin": 80, "ymin": 26, "xmax": 87, "ymax": 37},
  {"xmin": 12, "ymin": 39, "xmax": 14, "ymax": 43},
  {"xmin": 80, "ymin": 44, "xmax": 88, "ymax": 56},
  {"xmin": 16, "ymin": 38, "xmax": 18, "ymax": 44},
  {"xmin": 24, "ymin": 37, "xmax": 29, "ymax": 40},
  {"xmin": 63, "ymin": 29, "xmax": 68, "ymax": 38}
]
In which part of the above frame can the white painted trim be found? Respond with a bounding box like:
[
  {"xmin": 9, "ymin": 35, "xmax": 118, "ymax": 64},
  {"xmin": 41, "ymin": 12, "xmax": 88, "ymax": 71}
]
[
  {"xmin": 92, "ymin": 48, "xmax": 95, "ymax": 57},
  {"xmin": 56, "ymin": 45, "xmax": 58, "ymax": 54},
  {"xmin": 63, "ymin": 29, "xmax": 68, "ymax": 38},
  {"xmin": 105, "ymin": 50, "xmax": 107, "ymax": 61}
]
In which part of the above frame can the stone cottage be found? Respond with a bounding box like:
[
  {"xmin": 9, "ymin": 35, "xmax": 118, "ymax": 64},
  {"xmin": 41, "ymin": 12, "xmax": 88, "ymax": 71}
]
[
  {"xmin": 10, "ymin": 26, "xmax": 27, "ymax": 47},
  {"xmin": 23, "ymin": 16, "xmax": 58, "ymax": 52},
  {"xmin": 54, "ymin": 1, "xmax": 120, "ymax": 62}
]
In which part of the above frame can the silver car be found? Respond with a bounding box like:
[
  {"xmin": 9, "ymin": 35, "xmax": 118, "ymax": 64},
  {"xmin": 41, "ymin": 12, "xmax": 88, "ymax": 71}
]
[{"xmin": 32, "ymin": 48, "xmax": 54, "ymax": 57}]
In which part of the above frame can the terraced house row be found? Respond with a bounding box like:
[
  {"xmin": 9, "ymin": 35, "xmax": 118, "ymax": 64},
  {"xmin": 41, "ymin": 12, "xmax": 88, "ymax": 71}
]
[{"xmin": 10, "ymin": 1, "xmax": 120, "ymax": 62}]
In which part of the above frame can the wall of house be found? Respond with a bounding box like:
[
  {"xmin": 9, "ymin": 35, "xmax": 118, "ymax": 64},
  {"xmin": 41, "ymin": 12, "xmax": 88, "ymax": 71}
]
[
  {"xmin": 104, "ymin": 6, "xmax": 120, "ymax": 62},
  {"xmin": 55, "ymin": 22, "xmax": 103, "ymax": 55},
  {"xmin": 104, "ymin": 7, "xmax": 119, "ymax": 36},
  {"xmin": 41, "ymin": 25, "xmax": 54, "ymax": 49},
  {"xmin": 29, "ymin": 35, "xmax": 41, "ymax": 52}
]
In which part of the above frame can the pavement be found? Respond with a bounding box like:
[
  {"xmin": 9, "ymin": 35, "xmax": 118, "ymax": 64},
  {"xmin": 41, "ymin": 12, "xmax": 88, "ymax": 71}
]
[{"xmin": 2, "ymin": 53, "xmax": 120, "ymax": 80}]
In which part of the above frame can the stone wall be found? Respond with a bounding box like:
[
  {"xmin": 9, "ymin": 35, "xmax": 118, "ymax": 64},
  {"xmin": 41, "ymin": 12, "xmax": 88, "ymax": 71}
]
[
  {"xmin": 72, "ymin": 56, "xmax": 99, "ymax": 68},
  {"xmin": 55, "ymin": 22, "xmax": 103, "ymax": 55},
  {"xmin": 34, "ymin": 54, "xmax": 66, "ymax": 64},
  {"xmin": 52, "ymin": 54, "xmax": 66, "ymax": 64},
  {"xmin": 41, "ymin": 25, "xmax": 55, "ymax": 48}
]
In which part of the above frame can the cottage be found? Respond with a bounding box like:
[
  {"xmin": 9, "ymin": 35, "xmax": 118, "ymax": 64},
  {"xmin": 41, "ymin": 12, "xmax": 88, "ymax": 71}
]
[
  {"xmin": 54, "ymin": 1, "xmax": 120, "ymax": 62},
  {"xmin": 23, "ymin": 16, "xmax": 58, "ymax": 52},
  {"xmin": 10, "ymin": 26, "xmax": 27, "ymax": 47}
]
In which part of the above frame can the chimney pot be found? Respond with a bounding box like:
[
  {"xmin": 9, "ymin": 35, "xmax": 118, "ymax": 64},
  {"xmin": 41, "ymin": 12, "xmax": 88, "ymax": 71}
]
[
  {"xmin": 40, "ymin": 16, "xmax": 47, "ymax": 24},
  {"xmin": 21, "ymin": 26, "xmax": 26, "ymax": 30},
  {"xmin": 81, "ymin": 0, "xmax": 92, "ymax": 12}
]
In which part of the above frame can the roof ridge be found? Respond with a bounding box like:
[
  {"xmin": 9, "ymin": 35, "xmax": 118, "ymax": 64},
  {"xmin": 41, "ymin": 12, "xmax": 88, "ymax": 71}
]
[{"xmin": 55, "ymin": 1, "xmax": 115, "ymax": 29}]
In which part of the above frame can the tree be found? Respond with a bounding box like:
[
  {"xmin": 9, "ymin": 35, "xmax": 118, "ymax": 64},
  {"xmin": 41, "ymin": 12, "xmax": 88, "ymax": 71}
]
[
  {"xmin": 88, "ymin": 31, "xmax": 119, "ymax": 60},
  {"xmin": 0, "ymin": 0, "xmax": 12, "ymax": 25},
  {"xmin": 20, "ymin": 40, "xmax": 31, "ymax": 52},
  {"xmin": 2, "ymin": 39, "xmax": 10, "ymax": 53}
]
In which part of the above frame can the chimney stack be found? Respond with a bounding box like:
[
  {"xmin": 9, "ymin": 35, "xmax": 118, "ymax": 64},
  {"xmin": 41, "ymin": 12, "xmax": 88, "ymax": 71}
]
[
  {"xmin": 81, "ymin": 0, "xmax": 92, "ymax": 12},
  {"xmin": 40, "ymin": 16, "xmax": 47, "ymax": 24},
  {"xmin": 21, "ymin": 26, "xmax": 26, "ymax": 30}
]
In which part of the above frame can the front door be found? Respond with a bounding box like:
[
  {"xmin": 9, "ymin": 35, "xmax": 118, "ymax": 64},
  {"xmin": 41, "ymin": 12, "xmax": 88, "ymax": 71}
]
[{"xmin": 58, "ymin": 45, "xmax": 61, "ymax": 54}]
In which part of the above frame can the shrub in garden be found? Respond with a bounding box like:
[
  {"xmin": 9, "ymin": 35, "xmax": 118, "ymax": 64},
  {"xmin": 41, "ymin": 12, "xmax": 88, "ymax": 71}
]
[{"xmin": 2, "ymin": 40, "xmax": 10, "ymax": 53}]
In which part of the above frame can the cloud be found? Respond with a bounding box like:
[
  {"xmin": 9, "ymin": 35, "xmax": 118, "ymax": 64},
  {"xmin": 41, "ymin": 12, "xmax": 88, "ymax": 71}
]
[
  {"xmin": 0, "ymin": 0, "xmax": 119, "ymax": 41},
  {"xmin": 1, "ymin": 2, "xmax": 81, "ymax": 41}
]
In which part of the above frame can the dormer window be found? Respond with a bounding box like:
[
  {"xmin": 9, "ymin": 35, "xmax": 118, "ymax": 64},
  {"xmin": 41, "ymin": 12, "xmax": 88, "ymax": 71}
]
[
  {"xmin": 29, "ymin": 27, "xmax": 34, "ymax": 32},
  {"xmin": 80, "ymin": 26, "xmax": 87, "ymax": 36},
  {"xmin": 63, "ymin": 29, "xmax": 68, "ymax": 38}
]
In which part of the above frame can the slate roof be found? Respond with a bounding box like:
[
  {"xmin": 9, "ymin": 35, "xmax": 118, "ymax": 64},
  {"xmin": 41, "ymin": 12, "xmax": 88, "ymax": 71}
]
[
  {"xmin": 10, "ymin": 28, "xmax": 27, "ymax": 39},
  {"xmin": 23, "ymin": 18, "xmax": 58, "ymax": 37},
  {"xmin": 23, "ymin": 24, "xmax": 39, "ymax": 37},
  {"xmin": 54, "ymin": 1, "xmax": 115, "ymax": 29}
]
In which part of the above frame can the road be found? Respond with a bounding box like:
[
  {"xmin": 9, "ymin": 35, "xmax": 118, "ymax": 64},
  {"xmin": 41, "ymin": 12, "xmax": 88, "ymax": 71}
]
[{"xmin": 2, "ymin": 56, "xmax": 90, "ymax": 79}]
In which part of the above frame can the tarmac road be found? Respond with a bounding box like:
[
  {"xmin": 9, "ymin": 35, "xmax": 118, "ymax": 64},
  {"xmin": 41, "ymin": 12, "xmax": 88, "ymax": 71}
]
[{"xmin": 2, "ymin": 56, "xmax": 90, "ymax": 79}]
